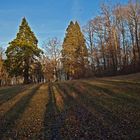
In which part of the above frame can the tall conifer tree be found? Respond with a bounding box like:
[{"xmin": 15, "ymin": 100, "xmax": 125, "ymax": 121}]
[
  {"xmin": 5, "ymin": 18, "xmax": 42, "ymax": 84},
  {"xmin": 62, "ymin": 21, "xmax": 88, "ymax": 79}
]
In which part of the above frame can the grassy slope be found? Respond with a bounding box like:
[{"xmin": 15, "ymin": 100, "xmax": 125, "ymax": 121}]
[{"xmin": 0, "ymin": 73, "xmax": 140, "ymax": 139}]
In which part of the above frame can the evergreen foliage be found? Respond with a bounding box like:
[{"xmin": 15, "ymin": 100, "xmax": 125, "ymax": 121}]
[
  {"xmin": 5, "ymin": 17, "xmax": 42, "ymax": 84},
  {"xmin": 62, "ymin": 21, "xmax": 88, "ymax": 79}
]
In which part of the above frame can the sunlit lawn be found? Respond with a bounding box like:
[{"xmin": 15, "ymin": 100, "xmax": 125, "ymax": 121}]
[{"xmin": 0, "ymin": 73, "xmax": 140, "ymax": 139}]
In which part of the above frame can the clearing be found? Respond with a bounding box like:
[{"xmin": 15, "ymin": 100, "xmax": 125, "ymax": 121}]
[{"xmin": 0, "ymin": 73, "xmax": 140, "ymax": 139}]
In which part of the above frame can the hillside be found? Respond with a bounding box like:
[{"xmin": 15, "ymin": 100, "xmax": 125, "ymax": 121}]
[{"xmin": 0, "ymin": 73, "xmax": 140, "ymax": 139}]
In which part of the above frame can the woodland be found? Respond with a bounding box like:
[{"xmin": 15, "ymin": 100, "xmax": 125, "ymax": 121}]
[
  {"xmin": 0, "ymin": 1, "xmax": 140, "ymax": 140},
  {"xmin": 0, "ymin": 1, "xmax": 140, "ymax": 86}
]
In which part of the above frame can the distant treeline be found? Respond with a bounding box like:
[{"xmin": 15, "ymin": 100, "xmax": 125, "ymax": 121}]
[{"xmin": 0, "ymin": 0, "xmax": 140, "ymax": 86}]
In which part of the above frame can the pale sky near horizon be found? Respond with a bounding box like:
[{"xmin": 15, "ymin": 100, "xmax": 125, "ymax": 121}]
[{"xmin": 0, "ymin": 0, "xmax": 129, "ymax": 48}]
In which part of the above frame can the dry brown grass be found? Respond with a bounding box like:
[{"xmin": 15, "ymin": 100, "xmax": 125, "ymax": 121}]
[{"xmin": 0, "ymin": 73, "xmax": 140, "ymax": 139}]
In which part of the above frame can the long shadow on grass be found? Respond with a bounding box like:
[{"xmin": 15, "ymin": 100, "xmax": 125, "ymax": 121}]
[
  {"xmin": 96, "ymin": 79, "xmax": 140, "ymax": 94},
  {"xmin": 55, "ymin": 83, "xmax": 112, "ymax": 140},
  {"xmin": 0, "ymin": 84, "xmax": 41, "ymax": 139},
  {"xmin": 44, "ymin": 83, "xmax": 62, "ymax": 140},
  {"xmin": 98, "ymin": 79, "xmax": 140, "ymax": 86},
  {"xmin": 60, "ymin": 81, "xmax": 140, "ymax": 139},
  {"xmin": 0, "ymin": 85, "xmax": 29, "ymax": 106},
  {"xmin": 62, "ymin": 82, "xmax": 122, "ymax": 122},
  {"xmin": 80, "ymin": 81, "xmax": 140, "ymax": 106},
  {"xmin": 58, "ymin": 82, "xmax": 138, "ymax": 139}
]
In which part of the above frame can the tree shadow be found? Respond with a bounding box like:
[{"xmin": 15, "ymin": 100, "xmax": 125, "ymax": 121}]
[
  {"xmin": 0, "ymin": 85, "xmax": 29, "ymax": 106},
  {"xmin": 79, "ymin": 81, "xmax": 140, "ymax": 106},
  {"xmin": 0, "ymin": 84, "xmax": 41, "ymax": 139},
  {"xmin": 55, "ymin": 83, "xmax": 113, "ymax": 140},
  {"xmin": 56, "ymin": 84, "xmax": 135, "ymax": 139},
  {"xmin": 98, "ymin": 78, "xmax": 140, "ymax": 86},
  {"xmin": 95, "ymin": 79, "xmax": 140, "ymax": 95},
  {"xmin": 44, "ymin": 80, "xmax": 139, "ymax": 139},
  {"xmin": 44, "ymin": 83, "xmax": 62, "ymax": 140}
]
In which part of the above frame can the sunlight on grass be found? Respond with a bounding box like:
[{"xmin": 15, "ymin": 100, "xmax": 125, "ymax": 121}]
[
  {"xmin": 52, "ymin": 86, "xmax": 64, "ymax": 111},
  {"xmin": 0, "ymin": 84, "xmax": 42, "ymax": 139},
  {"xmin": 0, "ymin": 85, "xmax": 36, "ymax": 118},
  {"xmin": 14, "ymin": 84, "xmax": 48, "ymax": 139},
  {"xmin": 0, "ymin": 75, "xmax": 140, "ymax": 139}
]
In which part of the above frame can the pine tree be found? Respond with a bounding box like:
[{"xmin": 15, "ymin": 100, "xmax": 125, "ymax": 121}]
[
  {"xmin": 62, "ymin": 21, "xmax": 88, "ymax": 79},
  {"xmin": 5, "ymin": 17, "xmax": 42, "ymax": 84}
]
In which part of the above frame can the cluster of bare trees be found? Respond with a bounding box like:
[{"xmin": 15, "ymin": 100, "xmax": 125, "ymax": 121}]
[
  {"xmin": 41, "ymin": 37, "xmax": 63, "ymax": 81},
  {"xmin": 84, "ymin": 1, "xmax": 140, "ymax": 76}
]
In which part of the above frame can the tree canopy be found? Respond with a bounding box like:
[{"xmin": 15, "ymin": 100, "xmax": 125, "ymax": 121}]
[
  {"xmin": 5, "ymin": 17, "xmax": 42, "ymax": 84},
  {"xmin": 62, "ymin": 21, "xmax": 88, "ymax": 79}
]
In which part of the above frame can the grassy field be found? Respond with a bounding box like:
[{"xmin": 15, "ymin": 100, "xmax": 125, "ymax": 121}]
[{"xmin": 0, "ymin": 73, "xmax": 140, "ymax": 140}]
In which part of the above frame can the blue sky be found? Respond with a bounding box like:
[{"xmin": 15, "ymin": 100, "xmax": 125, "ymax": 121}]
[{"xmin": 0, "ymin": 0, "xmax": 129, "ymax": 47}]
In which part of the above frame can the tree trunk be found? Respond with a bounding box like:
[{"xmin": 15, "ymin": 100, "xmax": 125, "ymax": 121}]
[
  {"xmin": 23, "ymin": 60, "xmax": 30, "ymax": 84},
  {"xmin": 135, "ymin": 20, "xmax": 140, "ymax": 61}
]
